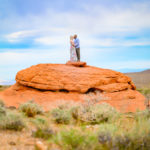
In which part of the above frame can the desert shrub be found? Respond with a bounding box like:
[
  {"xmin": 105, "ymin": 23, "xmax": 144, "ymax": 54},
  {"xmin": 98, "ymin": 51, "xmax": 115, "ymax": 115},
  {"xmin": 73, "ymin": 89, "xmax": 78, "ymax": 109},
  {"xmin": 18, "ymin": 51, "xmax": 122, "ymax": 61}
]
[
  {"xmin": 33, "ymin": 117, "xmax": 48, "ymax": 126},
  {"xmin": 127, "ymin": 119, "xmax": 150, "ymax": 149},
  {"xmin": 101, "ymin": 132, "xmax": 150, "ymax": 150},
  {"xmin": 97, "ymin": 124, "xmax": 117, "ymax": 149},
  {"xmin": 33, "ymin": 127, "xmax": 54, "ymax": 139},
  {"xmin": 31, "ymin": 115, "xmax": 54, "ymax": 139},
  {"xmin": 0, "ymin": 85, "xmax": 10, "ymax": 91},
  {"xmin": 0, "ymin": 99, "xmax": 5, "ymax": 107},
  {"xmin": 19, "ymin": 100, "xmax": 44, "ymax": 117},
  {"xmin": 51, "ymin": 126, "xmax": 150, "ymax": 150},
  {"xmin": 51, "ymin": 102, "xmax": 118, "ymax": 125},
  {"xmin": 98, "ymin": 131, "xmax": 113, "ymax": 149},
  {"xmin": 0, "ymin": 112, "xmax": 25, "ymax": 131},
  {"xmin": 0, "ymin": 106, "xmax": 6, "ymax": 116},
  {"xmin": 96, "ymin": 119, "xmax": 150, "ymax": 150},
  {"xmin": 112, "ymin": 134, "xmax": 131, "ymax": 149},
  {"xmin": 138, "ymin": 88, "xmax": 150, "ymax": 108},
  {"xmin": 51, "ymin": 107, "xmax": 72, "ymax": 124},
  {"xmin": 7, "ymin": 106, "xmax": 16, "ymax": 110},
  {"xmin": 138, "ymin": 88, "xmax": 150, "ymax": 96},
  {"xmin": 72, "ymin": 103, "xmax": 118, "ymax": 124},
  {"xmin": 51, "ymin": 129, "xmax": 100, "ymax": 150},
  {"xmin": 31, "ymin": 116, "xmax": 49, "ymax": 132},
  {"xmin": 48, "ymin": 116, "xmax": 150, "ymax": 150},
  {"xmin": 134, "ymin": 109, "xmax": 150, "ymax": 121}
]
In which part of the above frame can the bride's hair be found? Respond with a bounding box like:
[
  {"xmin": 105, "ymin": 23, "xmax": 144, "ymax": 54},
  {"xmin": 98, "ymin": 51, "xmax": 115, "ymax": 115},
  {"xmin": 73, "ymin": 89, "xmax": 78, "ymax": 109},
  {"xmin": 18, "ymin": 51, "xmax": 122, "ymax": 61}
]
[{"xmin": 70, "ymin": 36, "xmax": 74, "ymax": 40}]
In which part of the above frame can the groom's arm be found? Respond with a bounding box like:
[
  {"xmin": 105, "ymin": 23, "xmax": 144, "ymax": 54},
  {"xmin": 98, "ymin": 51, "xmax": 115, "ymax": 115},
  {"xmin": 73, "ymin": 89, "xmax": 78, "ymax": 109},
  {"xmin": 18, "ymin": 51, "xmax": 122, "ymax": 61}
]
[{"xmin": 74, "ymin": 39, "xmax": 79, "ymax": 47}]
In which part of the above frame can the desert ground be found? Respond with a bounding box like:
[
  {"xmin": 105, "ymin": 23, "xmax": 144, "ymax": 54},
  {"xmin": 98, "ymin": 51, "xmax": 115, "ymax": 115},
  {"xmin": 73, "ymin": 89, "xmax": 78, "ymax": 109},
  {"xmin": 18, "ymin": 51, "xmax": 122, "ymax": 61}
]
[{"xmin": 0, "ymin": 68, "xmax": 150, "ymax": 150}]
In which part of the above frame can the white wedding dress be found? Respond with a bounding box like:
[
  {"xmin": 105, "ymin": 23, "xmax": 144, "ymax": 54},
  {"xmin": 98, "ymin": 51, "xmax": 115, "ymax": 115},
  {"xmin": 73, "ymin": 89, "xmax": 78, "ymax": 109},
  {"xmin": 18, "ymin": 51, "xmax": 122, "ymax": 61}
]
[{"xmin": 70, "ymin": 40, "xmax": 77, "ymax": 62}]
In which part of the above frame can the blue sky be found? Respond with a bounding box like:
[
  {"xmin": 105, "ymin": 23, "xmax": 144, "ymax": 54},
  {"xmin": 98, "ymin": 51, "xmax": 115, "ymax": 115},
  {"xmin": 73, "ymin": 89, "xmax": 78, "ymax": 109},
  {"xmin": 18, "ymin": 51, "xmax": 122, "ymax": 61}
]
[{"xmin": 0, "ymin": 0, "xmax": 150, "ymax": 82}]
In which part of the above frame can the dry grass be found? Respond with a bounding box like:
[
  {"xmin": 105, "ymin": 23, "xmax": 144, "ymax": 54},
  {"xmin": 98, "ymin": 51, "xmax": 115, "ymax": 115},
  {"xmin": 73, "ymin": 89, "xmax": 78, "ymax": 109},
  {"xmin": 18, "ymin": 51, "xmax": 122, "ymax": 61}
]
[
  {"xmin": 0, "ymin": 85, "xmax": 10, "ymax": 91},
  {"xmin": 0, "ymin": 91, "xmax": 150, "ymax": 149},
  {"xmin": 0, "ymin": 130, "xmax": 36, "ymax": 150}
]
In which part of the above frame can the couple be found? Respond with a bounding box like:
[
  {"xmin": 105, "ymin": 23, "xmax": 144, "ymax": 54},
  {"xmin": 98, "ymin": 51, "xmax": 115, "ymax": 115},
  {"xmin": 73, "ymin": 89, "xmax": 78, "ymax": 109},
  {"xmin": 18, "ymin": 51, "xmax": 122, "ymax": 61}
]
[{"xmin": 70, "ymin": 34, "xmax": 80, "ymax": 62}]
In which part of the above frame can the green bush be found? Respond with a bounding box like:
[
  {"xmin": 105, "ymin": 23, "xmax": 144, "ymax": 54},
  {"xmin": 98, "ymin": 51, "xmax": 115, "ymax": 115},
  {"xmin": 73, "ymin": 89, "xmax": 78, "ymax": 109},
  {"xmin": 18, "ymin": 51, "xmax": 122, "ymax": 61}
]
[
  {"xmin": 32, "ymin": 116, "xmax": 54, "ymax": 139},
  {"xmin": 33, "ymin": 127, "xmax": 54, "ymax": 139},
  {"xmin": 134, "ymin": 109, "xmax": 150, "ymax": 120},
  {"xmin": 51, "ymin": 103, "xmax": 118, "ymax": 125},
  {"xmin": 98, "ymin": 131, "xmax": 113, "ymax": 149},
  {"xmin": 33, "ymin": 117, "xmax": 48, "ymax": 126},
  {"xmin": 19, "ymin": 100, "xmax": 44, "ymax": 117},
  {"xmin": 31, "ymin": 116, "xmax": 49, "ymax": 132},
  {"xmin": 51, "ymin": 107, "xmax": 72, "ymax": 124},
  {"xmin": 0, "ymin": 106, "xmax": 6, "ymax": 116},
  {"xmin": 51, "ymin": 129, "xmax": 100, "ymax": 150},
  {"xmin": 96, "ymin": 119, "xmax": 150, "ymax": 150},
  {"xmin": 0, "ymin": 112, "xmax": 25, "ymax": 131},
  {"xmin": 137, "ymin": 88, "xmax": 150, "ymax": 96},
  {"xmin": 97, "ymin": 131, "xmax": 132, "ymax": 149},
  {"xmin": 72, "ymin": 103, "xmax": 118, "ymax": 124},
  {"xmin": 138, "ymin": 88, "xmax": 150, "ymax": 108},
  {"xmin": 0, "ymin": 99, "xmax": 5, "ymax": 107},
  {"xmin": 50, "ymin": 124, "xmax": 150, "ymax": 150}
]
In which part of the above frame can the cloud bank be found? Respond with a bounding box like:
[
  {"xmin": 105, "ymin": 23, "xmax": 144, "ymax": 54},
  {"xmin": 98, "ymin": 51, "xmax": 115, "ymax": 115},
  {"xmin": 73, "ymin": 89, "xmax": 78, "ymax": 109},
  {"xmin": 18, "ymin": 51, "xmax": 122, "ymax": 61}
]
[{"xmin": 0, "ymin": 0, "xmax": 150, "ymax": 81}]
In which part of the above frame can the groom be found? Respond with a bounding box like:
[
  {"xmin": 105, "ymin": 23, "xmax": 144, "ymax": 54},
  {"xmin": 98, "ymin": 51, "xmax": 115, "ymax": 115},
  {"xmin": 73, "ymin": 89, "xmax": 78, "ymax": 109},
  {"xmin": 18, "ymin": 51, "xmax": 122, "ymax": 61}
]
[{"xmin": 74, "ymin": 34, "xmax": 80, "ymax": 61}]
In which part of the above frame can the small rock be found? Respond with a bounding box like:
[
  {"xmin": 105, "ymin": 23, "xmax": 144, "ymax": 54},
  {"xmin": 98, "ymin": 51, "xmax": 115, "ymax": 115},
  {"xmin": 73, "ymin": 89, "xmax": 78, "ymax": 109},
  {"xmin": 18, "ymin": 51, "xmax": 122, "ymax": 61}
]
[
  {"xmin": 35, "ymin": 141, "xmax": 47, "ymax": 150},
  {"xmin": 129, "ymin": 95, "xmax": 135, "ymax": 99},
  {"xmin": 9, "ymin": 141, "xmax": 16, "ymax": 145},
  {"xmin": 66, "ymin": 61, "xmax": 87, "ymax": 67},
  {"xmin": 7, "ymin": 106, "xmax": 16, "ymax": 110}
]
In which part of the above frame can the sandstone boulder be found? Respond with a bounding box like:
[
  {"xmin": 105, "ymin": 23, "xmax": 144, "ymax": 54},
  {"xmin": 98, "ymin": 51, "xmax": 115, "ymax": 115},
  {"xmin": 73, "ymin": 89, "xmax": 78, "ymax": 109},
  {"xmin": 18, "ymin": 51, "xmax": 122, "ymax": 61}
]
[
  {"xmin": 16, "ymin": 63, "xmax": 135, "ymax": 93},
  {"xmin": 0, "ymin": 62, "xmax": 146, "ymax": 112}
]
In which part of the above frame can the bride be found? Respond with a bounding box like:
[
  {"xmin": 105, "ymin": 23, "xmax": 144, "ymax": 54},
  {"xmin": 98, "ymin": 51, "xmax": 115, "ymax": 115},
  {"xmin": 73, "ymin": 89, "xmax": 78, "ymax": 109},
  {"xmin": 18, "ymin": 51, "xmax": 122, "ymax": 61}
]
[{"xmin": 70, "ymin": 35, "xmax": 77, "ymax": 62}]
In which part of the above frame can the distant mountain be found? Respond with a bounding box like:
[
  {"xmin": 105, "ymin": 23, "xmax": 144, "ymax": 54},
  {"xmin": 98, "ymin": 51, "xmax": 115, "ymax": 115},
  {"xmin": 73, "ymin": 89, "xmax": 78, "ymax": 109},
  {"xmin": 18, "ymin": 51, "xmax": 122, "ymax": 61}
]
[
  {"xmin": 125, "ymin": 69, "xmax": 150, "ymax": 88},
  {"xmin": 140, "ymin": 69, "xmax": 150, "ymax": 74}
]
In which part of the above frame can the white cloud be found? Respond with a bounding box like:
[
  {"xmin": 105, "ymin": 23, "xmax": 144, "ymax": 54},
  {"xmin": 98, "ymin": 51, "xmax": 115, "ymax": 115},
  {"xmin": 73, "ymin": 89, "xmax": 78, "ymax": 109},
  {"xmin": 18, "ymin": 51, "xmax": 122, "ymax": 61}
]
[
  {"xmin": 121, "ymin": 41, "xmax": 150, "ymax": 47},
  {"xmin": 0, "ymin": 48, "xmax": 149, "ymax": 80},
  {"xmin": 0, "ymin": 49, "xmax": 69, "ymax": 66},
  {"xmin": 3, "ymin": 1, "xmax": 150, "ymax": 46},
  {"xmin": 35, "ymin": 36, "xmax": 68, "ymax": 46},
  {"xmin": 0, "ymin": 1, "xmax": 150, "ymax": 81},
  {"xmin": 0, "ymin": 79, "xmax": 6, "ymax": 83},
  {"xmin": 98, "ymin": 60, "xmax": 150, "ymax": 70},
  {"xmin": 0, "ymin": 48, "xmax": 149, "ymax": 69},
  {"xmin": 34, "ymin": 35, "xmax": 150, "ymax": 48},
  {"xmin": 5, "ymin": 30, "xmax": 39, "ymax": 42}
]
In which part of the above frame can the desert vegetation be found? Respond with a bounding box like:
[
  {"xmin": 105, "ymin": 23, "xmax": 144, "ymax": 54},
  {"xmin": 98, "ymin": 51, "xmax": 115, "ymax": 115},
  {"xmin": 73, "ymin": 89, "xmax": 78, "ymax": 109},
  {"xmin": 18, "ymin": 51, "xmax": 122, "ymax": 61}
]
[
  {"xmin": 0, "ymin": 92, "xmax": 150, "ymax": 150},
  {"xmin": 137, "ymin": 88, "xmax": 150, "ymax": 108},
  {"xmin": 0, "ymin": 85, "xmax": 10, "ymax": 91},
  {"xmin": 19, "ymin": 100, "xmax": 44, "ymax": 117}
]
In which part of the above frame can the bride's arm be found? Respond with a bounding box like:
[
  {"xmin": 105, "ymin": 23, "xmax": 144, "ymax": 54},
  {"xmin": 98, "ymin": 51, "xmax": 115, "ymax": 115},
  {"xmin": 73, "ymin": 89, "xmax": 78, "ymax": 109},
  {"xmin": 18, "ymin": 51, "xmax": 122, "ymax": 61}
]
[{"xmin": 70, "ymin": 40, "xmax": 75, "ymax": 46}]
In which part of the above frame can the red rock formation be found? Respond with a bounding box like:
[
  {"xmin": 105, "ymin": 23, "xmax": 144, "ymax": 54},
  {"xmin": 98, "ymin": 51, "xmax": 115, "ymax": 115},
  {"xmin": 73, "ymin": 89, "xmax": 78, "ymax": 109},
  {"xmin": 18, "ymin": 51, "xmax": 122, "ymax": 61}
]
[
  {"xmin": 0, "ymin": 62, "xmax": 146, "ymax": 112},
  {"xmin": 66, "ymin": 61, "xmax": 87, "ymax": 67}
]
